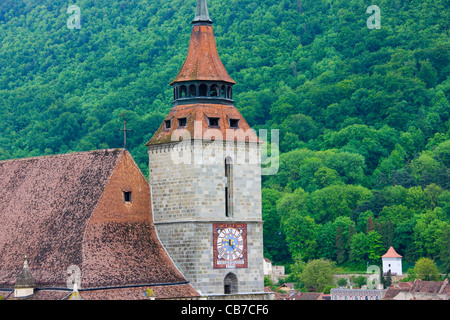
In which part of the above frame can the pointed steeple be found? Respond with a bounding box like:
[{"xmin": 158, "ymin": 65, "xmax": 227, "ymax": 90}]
[
  {"xmin": 146, "ymin": 0, "xmax": 260, "ymax": 146},
  {"xmin": 15, "ymin": 255, "xmax": 35, "ymax": 288},
  {"xmin": 14, "ymin": 255, "xmax": 36, "ymax": 299},
  {"xmin": 170, "ymin": 0, "xmax": 235, "ymax": 106},
  {"xmin": 193, "ymin": 0, "xmax": 212, "ymax": 24}
]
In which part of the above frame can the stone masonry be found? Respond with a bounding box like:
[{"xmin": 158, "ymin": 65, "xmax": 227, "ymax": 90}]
[{"xmin": 148, "ymin": 140, "xmax": 264, "ymax": 295}]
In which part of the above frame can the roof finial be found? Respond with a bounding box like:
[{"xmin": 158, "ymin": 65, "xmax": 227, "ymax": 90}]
[{"xmin": 193, "ymin": 0, "xmax": 212, "ymax": 24}]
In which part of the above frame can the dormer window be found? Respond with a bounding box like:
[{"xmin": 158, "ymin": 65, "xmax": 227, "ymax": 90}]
[
  {"xmin": 165, "ymin": 119, "xmax": 172, "ymax": 130},
  {"xmin": 229, "ymin": 119, "xmax": 239, "ymax": 129},
  {"xmin": 178, "ymin": 117, "xmax": 187, "ymax": 128},
  {"xmin": 207, "ymin": 117, "xmax": 220, "ymax": 128}
]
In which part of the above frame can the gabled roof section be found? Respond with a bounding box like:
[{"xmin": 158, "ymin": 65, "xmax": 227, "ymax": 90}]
[
  {"xmin": 0, "ymin": 149, "xmax": 123, "ymax": 287},
  {"xmin": 0, "ymin": 149, "xmax": 195, "ymax": 296}
]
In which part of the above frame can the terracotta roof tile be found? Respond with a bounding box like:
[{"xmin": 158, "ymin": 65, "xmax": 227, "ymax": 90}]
[
  {"xmin": 0, "ymin": 149, "xmax": 196, "ymax": 298},
  {"xmin": 381, "ymin": 246, "xmax": 402, "ymax": 258},
  {"xmin": 0, "ymin": 149, "xmax": 123, "ymax": 288},
  {"xmin": 171, "ymin": 25, "xmax": 235, "ymax": 84},
  {"xmin": 147, "ymin": 103, "xmax": 261, "ymax": 145},
  {"xmin": 411, "ymin": 279, "xmax": 445, "ymax": 294}
]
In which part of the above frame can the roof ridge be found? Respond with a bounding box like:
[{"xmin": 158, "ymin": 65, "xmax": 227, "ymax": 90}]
[{"xmin": 0, "ymin": 149, "xmax": 123, "ymax": 165}]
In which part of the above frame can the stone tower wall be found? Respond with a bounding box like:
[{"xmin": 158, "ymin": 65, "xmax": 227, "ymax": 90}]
[{"xmin": 148, "ymin": 140, "xmax": 264, "ymax": 295}]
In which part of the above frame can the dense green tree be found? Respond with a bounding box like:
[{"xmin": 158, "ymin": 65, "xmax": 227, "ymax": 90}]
[
  {"xmin": 378, "ymin": 205, "xmax": 414, "ymax": 225},
  {"xmin": 300, "ymin": 259, "xmax": 336, "ymax": 293},
  {"xmin": 349, "ymin": 232, "xmax": 369, "ymax": 264},
  {"xmin": 282, "ymin": 213, "xmax": 318, "ymax": 262},
  {"xmin": 414, "ymin": 208, "xmax": 449, "ymax": 259},
  {"xmin": 305, "ymin": 185, "xmax": 372, "ymax": 224},
  {"xmin": 262, "ymin": 188, "xmax": 290, "ymax": 264},
  {"xmin": 437, "ymin": 226, "xmax": 450, "ymax": 275},
  {"xmin": 414, "ymin": 258, "xmax": 440, "ymax": 281}
]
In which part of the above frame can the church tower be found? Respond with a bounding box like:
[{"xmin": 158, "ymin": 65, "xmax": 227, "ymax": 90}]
[{"xmin": 146, "ymin": 0, "xmax": 265, "ymax": 297}]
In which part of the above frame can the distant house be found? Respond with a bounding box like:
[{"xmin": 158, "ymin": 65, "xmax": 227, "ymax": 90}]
[
  {"xmin": 296, "ymin": 292, "xmax": 327, "ymax": 300},
  {"xmin": 330, "ymin": 288, "xmax": 383, "ymax": 300},
  {"xmin": 381, "ymin": 247, "xmax": 403, "ymax": 276},
  {"xmin": 263, "ymin": 258, "xmax": 286, "ymax": 283},
  {"xmin": 263, "ymin": 259, "xmax": 272, "ymax": 277},
  {"xmin": 385, "ymin": 279, "xmax": 449, "ymax": 300},
  {"xmin": 276, "ymin": 283, "xmax": 295, "ymax": 293},
  {"xmin": 271, "ymin": 283, "xmax": 326, "ymax": 300}
]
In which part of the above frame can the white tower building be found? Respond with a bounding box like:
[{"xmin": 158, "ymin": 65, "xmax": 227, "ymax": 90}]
[{"xmin": 381, "ymin": 247, "xmax": 403, "ymax": 276}]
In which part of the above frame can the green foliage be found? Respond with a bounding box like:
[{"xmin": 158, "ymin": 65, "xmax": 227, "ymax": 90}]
[
  {"xmin": 337, "ymin": 278, "xmax": 347, "ymax": 287},
  {"xmin": 300, "ymin": 259, "xmax": 336, "ymax": 293},
  {"xmin": 414, "ymin": 258, "xmax": 440, "ymax": 281},
  {"xmin": 0, "ymin": 0, "xmax": 448, "ymax": 272}
]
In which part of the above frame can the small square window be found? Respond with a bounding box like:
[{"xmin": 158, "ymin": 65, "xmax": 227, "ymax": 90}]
[
  {"xmin": 208, "ymin": 117, "xmax": 220, "ymax": 128},
  {"xmin": 165, "ymin": 120, "xmax": 172, "ymax": 130},
  {"xmin": 123, "ymin": 191, "xmax": 132, "ymax": 203},
  {"xmin": 229, "ymin": 119, "xmax": 239, "ymax": 129},
  {"xmin": 178, "ymin": 117, "xmax": 187, "ymax": 128}
]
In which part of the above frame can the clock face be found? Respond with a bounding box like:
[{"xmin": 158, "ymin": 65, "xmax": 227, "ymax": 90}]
[
  {"xmin": 217, "ymin": 228, "xmax": 244, "ymax": 261},
  {"xmin": 213, "ymin": 223, "xmax": 247, "ymax": 269}
]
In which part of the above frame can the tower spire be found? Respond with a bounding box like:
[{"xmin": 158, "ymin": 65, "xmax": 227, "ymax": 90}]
[{"xmin": 193, "ymin": 0, "xmax": 212, "ymax": 24}]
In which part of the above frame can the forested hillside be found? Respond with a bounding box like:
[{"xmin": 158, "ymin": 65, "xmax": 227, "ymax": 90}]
[{"xmin": 0, "ymin": 0, "xmax": 449, "ymax": 274}]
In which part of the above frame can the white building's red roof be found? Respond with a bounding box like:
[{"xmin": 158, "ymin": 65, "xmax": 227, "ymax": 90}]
[{"xmin": 382, "ymin": 246, "xmax": 402, "ymax": 258}]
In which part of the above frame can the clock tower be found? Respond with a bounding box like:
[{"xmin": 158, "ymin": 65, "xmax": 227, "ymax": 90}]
[{"xmin": 146, "ymin": 0, "xmax": 265, "ymax": 298}]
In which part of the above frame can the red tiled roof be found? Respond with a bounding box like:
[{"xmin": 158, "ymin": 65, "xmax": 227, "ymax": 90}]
[
  {"xmin": 147, "ymin": 103, "xmax": 261, "ymax": 145},
  {"xmin": 2, "ymin": 284, "xmax": 199, "ymax": 300},
  {"xmin": 0, "ymin": 149, "xmax": 198, "ymax": 299},
  {"xmin": 411, "ymin": 279, "xmax": 446, "ymax": 294},
  {"xmin": 0, "ymin": 149, "xmax": 122, "ymax": 288},
  {"xmin": 297, "ymin": 292, "xmax": 323, "ymax": 300},
  {"xmin": 381, "ymin": 246, "xmax": 402, "ymax": 258},
  {"xmin": 384, "ymin": 288, "xmax": 404, "ymax": 299},
  {"xmin": 171, "ymin": 24, "xmax": 235, "ymax": 84}
]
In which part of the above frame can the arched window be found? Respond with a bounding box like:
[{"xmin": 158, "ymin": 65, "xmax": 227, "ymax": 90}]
[
  {"xmin": 210, "ymin": 84, "xmax": 219, "ymax": 97},
  {"xmin": 173, "ymin": 87, "xmax": 177, "ymax": 100},
  {"xmin": 180, "ymin": 85, "xmax": 187, "ymax": 98},
  {"xmin": 224, "ymin": 273, "xmax": 238, "ymax": 294},
  {"xmin": 227, "ymin": 86, "xmax": 233, "ymax": 99},
  {"xmin": 189, "ymin": 84, "xmax": 197, "ymax": 97},
  {"xmin": 221, "ymin": 85, "xmax": 226, "ymax": 98},
  {"xmin": 199, "ymin": 84, "xmax": 208, "ymax": 96},
  {"xmin": 225, "ymin": 157, "xmax": 233, "ymax": 217}
]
